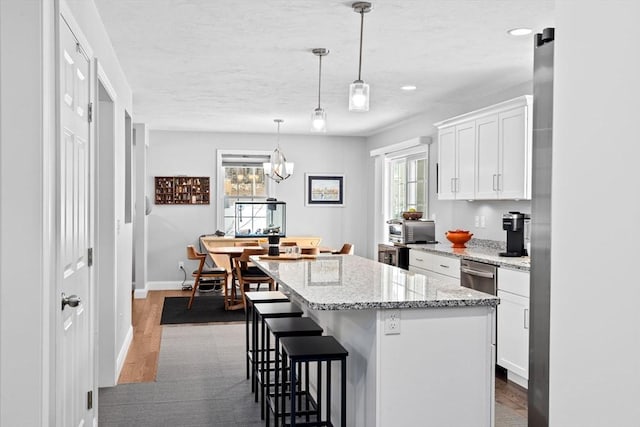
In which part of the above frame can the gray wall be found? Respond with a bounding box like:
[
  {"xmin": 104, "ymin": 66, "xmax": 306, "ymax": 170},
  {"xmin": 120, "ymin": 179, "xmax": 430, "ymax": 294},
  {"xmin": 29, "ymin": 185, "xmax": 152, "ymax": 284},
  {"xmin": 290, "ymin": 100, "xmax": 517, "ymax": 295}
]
[{"xmin": 147, "ymin": 130, "xmax": 367, "ymax": 283}]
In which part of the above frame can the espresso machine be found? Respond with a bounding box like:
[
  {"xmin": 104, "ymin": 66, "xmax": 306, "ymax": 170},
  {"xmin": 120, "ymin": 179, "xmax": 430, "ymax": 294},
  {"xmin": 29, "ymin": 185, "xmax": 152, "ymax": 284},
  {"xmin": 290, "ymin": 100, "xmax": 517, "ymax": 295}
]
[{"xmin": 499, "ymin": 212, "xmax": 531, "ymax": 257}]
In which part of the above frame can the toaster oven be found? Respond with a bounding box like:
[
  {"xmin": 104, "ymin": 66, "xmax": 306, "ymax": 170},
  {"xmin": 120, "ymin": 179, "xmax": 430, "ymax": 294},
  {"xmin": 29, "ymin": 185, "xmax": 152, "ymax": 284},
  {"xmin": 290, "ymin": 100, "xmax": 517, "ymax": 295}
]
[{"xmin": 387, "ymin": 219, "xmax": 436, "ymax": 244}]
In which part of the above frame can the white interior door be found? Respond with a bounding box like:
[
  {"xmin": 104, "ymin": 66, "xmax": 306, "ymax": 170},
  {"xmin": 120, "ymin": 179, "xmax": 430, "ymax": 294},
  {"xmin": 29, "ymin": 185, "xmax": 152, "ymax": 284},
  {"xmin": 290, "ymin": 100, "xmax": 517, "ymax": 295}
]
[{"xmin": 58, "ymin": 14, "xmax": 93, "ymax": 427}]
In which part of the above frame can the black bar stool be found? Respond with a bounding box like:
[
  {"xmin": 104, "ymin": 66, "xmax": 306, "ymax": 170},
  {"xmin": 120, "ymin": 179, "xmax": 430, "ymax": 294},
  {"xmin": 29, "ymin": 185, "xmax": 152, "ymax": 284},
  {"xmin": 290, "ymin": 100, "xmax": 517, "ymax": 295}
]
[
  {"xmin": 253, "ymin": 302, "xmax": 304, "ymax": 407},
  {"xmin": 244, "ymin": 291, "xmax": 289, "ymax": 383},
  {"xmin": 264, "ymin": 317, "xmax": 324, "ymax": 427},
  {"xmin": 279, "ymin": 335, "xmax": 348, "ymax": 427}
]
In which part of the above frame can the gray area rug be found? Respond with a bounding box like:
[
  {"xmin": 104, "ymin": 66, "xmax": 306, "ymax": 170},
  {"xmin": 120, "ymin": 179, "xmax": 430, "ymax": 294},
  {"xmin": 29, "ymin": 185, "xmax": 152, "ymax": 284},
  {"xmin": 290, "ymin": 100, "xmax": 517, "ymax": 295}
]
[
  {"xmin": 99, "ymin": 324, "xmax": 262, "ymax": 427},
  {"xmin": 100, "ymin": 323, "xmax": 527, "ymax": 426}
]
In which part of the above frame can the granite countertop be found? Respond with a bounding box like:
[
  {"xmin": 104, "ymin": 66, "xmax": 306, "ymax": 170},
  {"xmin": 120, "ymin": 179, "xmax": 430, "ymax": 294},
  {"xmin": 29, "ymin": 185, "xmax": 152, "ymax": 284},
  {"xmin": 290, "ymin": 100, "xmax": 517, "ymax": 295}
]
[
  {"xmin": 252, "ymin": 254, "xmax": 499, "ymax": 311},
  {"xmin": 406, "ymin": 240, "xmax": 530, "ymax": 271}
]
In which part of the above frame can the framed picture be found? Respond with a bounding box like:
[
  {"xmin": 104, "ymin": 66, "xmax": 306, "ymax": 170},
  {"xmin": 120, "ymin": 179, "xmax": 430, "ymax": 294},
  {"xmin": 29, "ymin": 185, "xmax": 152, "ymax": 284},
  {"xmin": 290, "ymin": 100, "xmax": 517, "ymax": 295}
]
[{"xmin": 305, "ymin": 174, "xmax": 345, "ymax": 206}]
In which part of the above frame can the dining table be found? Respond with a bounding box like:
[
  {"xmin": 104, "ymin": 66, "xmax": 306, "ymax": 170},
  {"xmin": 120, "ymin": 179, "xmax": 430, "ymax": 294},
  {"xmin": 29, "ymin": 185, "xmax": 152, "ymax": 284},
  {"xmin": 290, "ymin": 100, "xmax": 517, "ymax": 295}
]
[{"xmin": 202, "ymin": 244, "xmax": 334, "ymax": 311}]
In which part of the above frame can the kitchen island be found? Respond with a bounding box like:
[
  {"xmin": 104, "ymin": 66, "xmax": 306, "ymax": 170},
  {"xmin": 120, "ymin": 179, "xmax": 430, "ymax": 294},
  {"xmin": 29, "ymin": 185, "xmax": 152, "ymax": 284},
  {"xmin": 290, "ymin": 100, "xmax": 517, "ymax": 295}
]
[{"xmin": 253, "ymin": 254, "xmax": 499, "ymax": 427}]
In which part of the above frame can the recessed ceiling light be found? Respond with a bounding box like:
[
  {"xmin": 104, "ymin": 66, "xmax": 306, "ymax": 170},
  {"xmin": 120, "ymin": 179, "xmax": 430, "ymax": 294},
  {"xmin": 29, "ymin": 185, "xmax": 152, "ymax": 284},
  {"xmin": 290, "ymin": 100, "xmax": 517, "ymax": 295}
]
[
  {"xmin": 401, "ymin": 85, "xmax": 417, "ymax": 91},
  {"xmin": 508, "ymin": 28, "xmax": 533, "ymax": 36}
]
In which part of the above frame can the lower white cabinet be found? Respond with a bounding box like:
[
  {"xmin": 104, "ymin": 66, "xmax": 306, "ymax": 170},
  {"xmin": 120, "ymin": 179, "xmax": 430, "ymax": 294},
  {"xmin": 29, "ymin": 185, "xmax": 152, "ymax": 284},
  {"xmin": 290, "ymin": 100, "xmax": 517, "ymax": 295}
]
[
  {"xmin": 409, "ymin": 250, "xmax": 460, "ymax": 279},
  {"xmin": 497, "ymin": 268, "xmax": 530, "ymax": 388}
]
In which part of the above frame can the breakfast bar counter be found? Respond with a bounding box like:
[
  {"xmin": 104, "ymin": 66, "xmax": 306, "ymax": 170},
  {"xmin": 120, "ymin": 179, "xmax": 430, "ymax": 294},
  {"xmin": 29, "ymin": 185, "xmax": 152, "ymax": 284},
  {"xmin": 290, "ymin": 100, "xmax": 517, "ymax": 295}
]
[{"xmin": 253, "ymin": 254, "xmax": 498, "ymax": 427}]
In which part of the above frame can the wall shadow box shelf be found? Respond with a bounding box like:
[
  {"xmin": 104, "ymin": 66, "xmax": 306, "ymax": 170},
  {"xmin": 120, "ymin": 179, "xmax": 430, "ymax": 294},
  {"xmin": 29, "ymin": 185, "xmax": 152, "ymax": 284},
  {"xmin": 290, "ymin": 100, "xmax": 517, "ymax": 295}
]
[{"xmin": 154, "ymin": 176, "xmax": 210, "ymax": 205}]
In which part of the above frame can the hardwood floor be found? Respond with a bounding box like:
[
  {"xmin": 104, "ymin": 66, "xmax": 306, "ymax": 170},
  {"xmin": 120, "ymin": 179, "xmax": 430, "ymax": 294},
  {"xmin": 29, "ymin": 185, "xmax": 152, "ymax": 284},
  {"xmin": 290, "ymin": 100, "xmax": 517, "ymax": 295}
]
[
  {"xmin": 117, "ymin": 289, "xmax": 190, "ymax": 384},
  {"xmin": 495, "ymin": 367, "xmax": 529, "ymax": 418},
  {"xmin": 118, "ymin": 290, "xmax": 529, "ymax": 420}
]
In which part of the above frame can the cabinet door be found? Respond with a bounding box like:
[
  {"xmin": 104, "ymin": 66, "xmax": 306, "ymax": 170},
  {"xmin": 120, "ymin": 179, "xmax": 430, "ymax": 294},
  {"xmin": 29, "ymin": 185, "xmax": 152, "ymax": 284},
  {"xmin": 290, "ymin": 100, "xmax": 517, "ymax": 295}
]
[
  {"xmin": 437, "ymin": 126, "xmax": 456, "ymax": 200},
  {"xmin": 499, "ymin": 106, "xmax": 528, "ymax": 199},
  {"xmin": 456, "ymin": 122, "xmax": 476, "ymax": 199},
  {"xmin": 497, "ymin": 289, "xmax": 529, "ymax": 380},
  {"xmin": 475, "ymin": 114, "xmax": 500, "ymax": 199}
]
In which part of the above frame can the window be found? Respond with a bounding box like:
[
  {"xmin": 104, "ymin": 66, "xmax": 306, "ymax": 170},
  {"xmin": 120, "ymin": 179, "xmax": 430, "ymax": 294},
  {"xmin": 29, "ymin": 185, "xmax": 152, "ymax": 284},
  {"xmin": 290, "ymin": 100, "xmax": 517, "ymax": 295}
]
[
  {"xmin": 218, "ymin": 151, "xmax": 272, "ymax": 235},
  {"xmin": 387, "ymin": 152, "xmax": 427, "ymax": 219}
]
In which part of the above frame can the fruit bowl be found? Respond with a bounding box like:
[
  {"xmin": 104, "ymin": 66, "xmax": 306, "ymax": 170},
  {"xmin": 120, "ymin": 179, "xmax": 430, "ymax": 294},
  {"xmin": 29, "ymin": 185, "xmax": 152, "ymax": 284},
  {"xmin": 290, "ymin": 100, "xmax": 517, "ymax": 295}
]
[
  {"xmin": 402, "ymin": 211, "xmax": 423, "ymax": 220},
  {"xmin": 445, "ymin": 229, "xmax": 473, "ymax": 248}
]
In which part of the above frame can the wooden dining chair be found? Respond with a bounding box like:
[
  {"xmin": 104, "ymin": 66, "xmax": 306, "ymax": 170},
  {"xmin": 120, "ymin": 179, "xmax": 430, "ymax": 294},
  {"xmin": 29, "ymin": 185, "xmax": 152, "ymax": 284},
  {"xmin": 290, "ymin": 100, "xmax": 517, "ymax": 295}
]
[
  {"xmin": 186, "ymin": 245, "xmax": 231, "ymax": 310},
  {"xmin": 333, "ymin": 243, "xmax": 354, "ymax": 255},
  {"xmin": 300, "ymin": 247, "xmax": 320, "ymax": 255},
  {"xmin": 232, "ymin": 248, "xmax": 275, "ymax": 310}
]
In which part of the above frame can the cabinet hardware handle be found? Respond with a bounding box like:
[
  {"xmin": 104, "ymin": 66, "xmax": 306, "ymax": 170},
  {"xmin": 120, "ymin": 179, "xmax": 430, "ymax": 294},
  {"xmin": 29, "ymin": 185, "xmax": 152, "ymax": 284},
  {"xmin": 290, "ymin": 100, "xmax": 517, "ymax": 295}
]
[
  {"xmin": 439, "ymin": 264, "xmax": 449, "ymax": 269},
  {"xmin": 524, "ymin": 308, "xmax": 529, "ymax": 329},
  {"xmin": 497, "ymin": 174, "xmax": 502, "ymax": 192},
  {"xmin": 415, "ymin": 257, "xmax": 424, "ymax": 262},
  {"xmin": 450, "ymin": 178, "xmax": 455, "ymax": 193},
  {"xmin": 492, "ymin": 174, "xmax": 497, "ymax": 191}
]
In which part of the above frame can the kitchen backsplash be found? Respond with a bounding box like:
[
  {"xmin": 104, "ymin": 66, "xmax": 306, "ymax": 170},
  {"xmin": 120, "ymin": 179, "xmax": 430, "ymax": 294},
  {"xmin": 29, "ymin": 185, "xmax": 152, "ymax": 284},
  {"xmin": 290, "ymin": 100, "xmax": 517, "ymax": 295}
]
[{"xmin": 430, "ymin": 199, "xmax": 532, "ymax": 243}]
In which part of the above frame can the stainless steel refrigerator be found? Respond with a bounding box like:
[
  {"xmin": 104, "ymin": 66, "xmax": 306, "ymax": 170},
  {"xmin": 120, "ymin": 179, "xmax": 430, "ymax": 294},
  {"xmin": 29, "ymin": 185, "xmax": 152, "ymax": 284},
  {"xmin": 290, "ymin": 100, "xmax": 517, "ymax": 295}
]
[{"xmin": 529, "ymin": 27, "xmax": 554, "ymax": 427}]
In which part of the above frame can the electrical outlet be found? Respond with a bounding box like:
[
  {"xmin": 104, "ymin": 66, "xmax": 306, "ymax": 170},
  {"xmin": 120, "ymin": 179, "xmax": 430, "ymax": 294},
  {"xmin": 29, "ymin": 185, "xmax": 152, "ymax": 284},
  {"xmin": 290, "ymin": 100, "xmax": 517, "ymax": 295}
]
[
  {"xmin": 384, "ymin": 310, "xmax": 401, "ymax": 335},
  {"xmin": 178, "ymin": 261, "xmax": 184, "ymax": 270}
]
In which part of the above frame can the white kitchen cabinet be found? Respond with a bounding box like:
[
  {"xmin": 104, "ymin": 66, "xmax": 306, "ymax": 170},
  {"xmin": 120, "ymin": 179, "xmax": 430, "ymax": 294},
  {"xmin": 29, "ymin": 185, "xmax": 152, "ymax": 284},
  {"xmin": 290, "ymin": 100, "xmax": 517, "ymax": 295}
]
[
  {"xmin": 497, "ymin": 267, "xmax": 530, "ymax": 388},
  {"xmin": 437, "ymin": 123, "xmax": 475, "ymax": 200},
  {"xmin": 409, "ymin": 250, "xmax": 460, "ymax": 279},
  {"xmin": 436, "ymin": 95, "xmax": 532, "ymax": 201},
  {"xmin": 475, "ymin": 114, "xmax": 500, "ymax": 199},
  {"xmin": 437, "ymin": 126, "xmax": 456, "ymax": 199}
]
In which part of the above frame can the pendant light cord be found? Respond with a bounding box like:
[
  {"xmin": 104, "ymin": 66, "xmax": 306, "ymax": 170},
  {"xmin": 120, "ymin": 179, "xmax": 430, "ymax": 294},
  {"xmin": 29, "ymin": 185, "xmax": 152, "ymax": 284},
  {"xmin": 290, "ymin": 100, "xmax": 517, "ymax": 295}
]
[
  {"xmin": 357, "ymin": 9, "xmax": 364, "ymax": 81},
  {"xmin": 317, "ymin": 54, "xmax": 323, "ymax": 109}
]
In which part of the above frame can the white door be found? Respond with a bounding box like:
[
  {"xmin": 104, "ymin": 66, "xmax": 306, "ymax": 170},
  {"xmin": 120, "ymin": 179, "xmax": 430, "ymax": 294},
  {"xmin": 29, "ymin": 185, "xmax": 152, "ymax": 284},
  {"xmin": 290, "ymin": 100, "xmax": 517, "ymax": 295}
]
[{"xmin": 58, "ymin": 15, "xmax": 93, "ymax": 427}]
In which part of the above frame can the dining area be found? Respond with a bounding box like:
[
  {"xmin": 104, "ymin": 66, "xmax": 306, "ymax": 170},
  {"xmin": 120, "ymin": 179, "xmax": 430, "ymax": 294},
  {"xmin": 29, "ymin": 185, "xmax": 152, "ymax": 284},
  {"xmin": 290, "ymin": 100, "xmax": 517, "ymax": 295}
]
[{"xmin": 187, "ymin": 236, "xmax": 353, "ymax": 312}]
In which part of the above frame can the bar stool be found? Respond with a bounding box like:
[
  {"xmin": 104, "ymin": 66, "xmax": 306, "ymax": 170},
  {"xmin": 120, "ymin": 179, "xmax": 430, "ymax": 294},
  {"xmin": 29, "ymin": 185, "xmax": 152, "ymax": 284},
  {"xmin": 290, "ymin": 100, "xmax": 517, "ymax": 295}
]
[
  {"xmin": 263, "ymin": 317, "xmax": 324, "ymax": 427},
  {"xmin": 280, "ymin": 335, "xmax": 348, "ymax": 427},
  {"xmin": 245, "ymin": 291, "xmax": 289, "ymax": 383},
  {"xmin": 253, "ymin": 302, "xmax": 304, "ymax": 405}
]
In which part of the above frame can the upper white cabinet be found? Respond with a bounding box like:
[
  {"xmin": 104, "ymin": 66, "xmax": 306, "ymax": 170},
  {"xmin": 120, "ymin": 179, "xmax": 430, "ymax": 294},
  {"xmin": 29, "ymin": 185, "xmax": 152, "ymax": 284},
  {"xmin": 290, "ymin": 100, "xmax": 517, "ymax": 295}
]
[
  {"xmin": 438, "ymin": 123, "xmax": 475, "ymax": 199},
  {"xmin": 436, "ymin": 96, "xmax": 532, "ymax": 201}
]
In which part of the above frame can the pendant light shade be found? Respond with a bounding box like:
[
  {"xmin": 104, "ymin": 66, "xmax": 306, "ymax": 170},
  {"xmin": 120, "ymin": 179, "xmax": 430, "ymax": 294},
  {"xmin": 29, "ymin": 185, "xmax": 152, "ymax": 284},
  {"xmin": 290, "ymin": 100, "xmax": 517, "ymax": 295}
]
[
  {"xmin": 349, "ymin": 80, "xmax": 370, "ymax": 111},
  {"xmin": 263, "ymin": 119, "xmax": 293, "ymax": 183},
  {"xmin": 311, "ymin": 48, "xmax": 329, "ymax": 132},
  {"xmin": 349, "ymin": 2, "xmax": 372, "ymax": 112},
  {"xmin": 311, "ymin": 107, "xmax": 327, "ymax": 132}
]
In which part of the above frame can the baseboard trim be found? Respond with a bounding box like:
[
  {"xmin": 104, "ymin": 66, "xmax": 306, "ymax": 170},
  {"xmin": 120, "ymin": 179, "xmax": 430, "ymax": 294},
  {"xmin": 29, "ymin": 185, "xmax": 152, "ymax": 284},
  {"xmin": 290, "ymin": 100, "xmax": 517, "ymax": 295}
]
[
  {"xmin": 134, "ymin": 281, "xmax": 187, "ymax": 299},
  {"xmin": 133, "ymin": 288, "xmax": 148, "ymax": 299},
  {"xmin": 116, "ymin": 325, "xmax": 134, "ymax": 379},
  {"xmin": 145, "ymin": 280, "xmax": 186, "ymax": 291},
  {"xmin": 507, "ymin": 371, "xmax": 529, "ymax": 389}
]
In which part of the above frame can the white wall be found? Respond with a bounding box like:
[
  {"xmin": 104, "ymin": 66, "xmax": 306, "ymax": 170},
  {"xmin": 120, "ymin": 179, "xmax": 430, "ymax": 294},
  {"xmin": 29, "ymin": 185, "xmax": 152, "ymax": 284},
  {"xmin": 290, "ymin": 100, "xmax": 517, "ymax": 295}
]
[
  {"xmin": 0, "ymin": 1, "xmax": 56, "ymax": 425},
  {"xmin": 365, "ymin": 82, "xmax": 533, "ymax": 249},
  {"xmin": 549, "ymin": 1, "xmax": 640, "ymax": 425},
  {"xmin": 146, "ymin": 130, "xmax": 367, "ymax": 284}
]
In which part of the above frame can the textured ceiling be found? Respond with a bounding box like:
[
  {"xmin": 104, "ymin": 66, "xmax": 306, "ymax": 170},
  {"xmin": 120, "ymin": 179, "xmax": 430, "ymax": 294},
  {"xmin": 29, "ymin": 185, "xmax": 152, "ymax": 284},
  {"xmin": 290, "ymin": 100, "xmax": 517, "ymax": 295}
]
[{"xmin": 93, "ymin": 0, "xmax": 554, "ymax": 136}]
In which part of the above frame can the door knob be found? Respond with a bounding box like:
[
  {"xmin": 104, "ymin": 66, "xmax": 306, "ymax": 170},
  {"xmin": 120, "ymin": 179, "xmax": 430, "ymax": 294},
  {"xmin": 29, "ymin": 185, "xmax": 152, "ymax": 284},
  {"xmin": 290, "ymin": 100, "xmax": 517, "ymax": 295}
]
[{"xmin": 61, "ymin": 292, "xmax": 81, "ymax": 310}]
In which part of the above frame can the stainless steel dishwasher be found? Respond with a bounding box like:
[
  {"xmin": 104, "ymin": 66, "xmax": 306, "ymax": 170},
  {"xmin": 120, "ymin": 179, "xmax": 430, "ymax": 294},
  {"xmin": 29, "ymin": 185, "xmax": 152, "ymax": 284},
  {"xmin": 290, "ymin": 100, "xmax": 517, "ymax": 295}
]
[{"xmin": 460, "ymin": 259, "xmax": 497, "ymax": 295}]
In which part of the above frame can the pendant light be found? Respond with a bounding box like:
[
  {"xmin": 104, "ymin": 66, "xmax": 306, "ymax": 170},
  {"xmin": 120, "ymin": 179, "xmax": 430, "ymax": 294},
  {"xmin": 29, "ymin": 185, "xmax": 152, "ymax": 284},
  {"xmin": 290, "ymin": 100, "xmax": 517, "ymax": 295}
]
[
  {"xmin": 311, "ymin": 48, "xmax": 329, "ymax": 132},
  {"xmin": 263, "ymin": 119, "xmax": 294, "ymax": 183},
  {"xmin": 349, "ymin": 2, "xmax": 372, "ymax": 112}
]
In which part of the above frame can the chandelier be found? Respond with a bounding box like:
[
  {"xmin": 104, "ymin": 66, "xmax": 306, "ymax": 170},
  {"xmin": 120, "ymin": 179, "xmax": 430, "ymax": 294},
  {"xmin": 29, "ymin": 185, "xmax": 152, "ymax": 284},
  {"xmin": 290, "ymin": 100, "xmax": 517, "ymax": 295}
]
[{"xmin": 263, "ymin": 119, "xmax": 294, "ymax": 183}]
